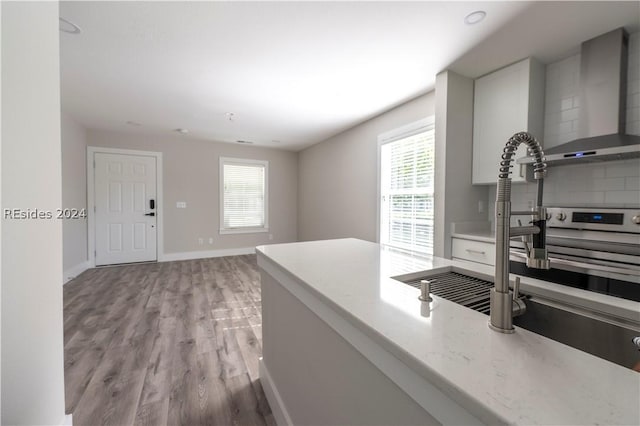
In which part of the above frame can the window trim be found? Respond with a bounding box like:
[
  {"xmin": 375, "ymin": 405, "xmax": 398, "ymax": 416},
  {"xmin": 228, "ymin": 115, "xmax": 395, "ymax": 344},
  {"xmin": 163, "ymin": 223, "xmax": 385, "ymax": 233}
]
[
  {"xmin": 219, "ymin": 157, "xmax": 269, "ymax": 235},
  {"xmin": 376, "ymin": 116, "xmax": 435, "ymax": 252}
]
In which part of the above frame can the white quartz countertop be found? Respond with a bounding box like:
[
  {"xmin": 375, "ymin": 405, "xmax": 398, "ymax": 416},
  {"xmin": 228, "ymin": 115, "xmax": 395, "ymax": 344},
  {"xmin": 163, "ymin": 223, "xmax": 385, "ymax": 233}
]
[
  {"xmin": 451, "ymin": 230, "xmax": 495, "ymax": 243},
  {"xmin": 451, "ymin": 221, "xmax": 495, "ymax": 243},
  {"xmin": 256, "ymin": 238, "xmax": 640, "ymax": 426}
]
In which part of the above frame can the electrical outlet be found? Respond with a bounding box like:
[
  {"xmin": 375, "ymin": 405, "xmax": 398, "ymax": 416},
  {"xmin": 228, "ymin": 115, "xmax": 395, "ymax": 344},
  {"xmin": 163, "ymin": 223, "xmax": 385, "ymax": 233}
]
[
  {"xmin": 527, "ymin": 200, "xmax": 534, "ymax": 209},
  {"xmin": 176, "ymin": 202, "xmax": 187, "ymax": 208},
  {"xmin": 478, "ymin": 200, "xmax": 485, "ymax": 213},
  {"xmin": 209, "ymin": 237, "xmax": 213, "ymax": 244},
  {"xmin": 268, "ymin": 234, "xmax": 273, "ymax": 241},
  {"xmin": 198, "ymin": 237, "xmax": 203, "ymax": 245}
]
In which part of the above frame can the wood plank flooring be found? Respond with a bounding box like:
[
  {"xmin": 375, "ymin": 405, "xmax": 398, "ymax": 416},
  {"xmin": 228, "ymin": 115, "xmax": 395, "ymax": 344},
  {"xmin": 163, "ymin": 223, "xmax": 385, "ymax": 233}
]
[{"xmin": 63, "ymin": 255, "xmax": 274, "ymax": 426}]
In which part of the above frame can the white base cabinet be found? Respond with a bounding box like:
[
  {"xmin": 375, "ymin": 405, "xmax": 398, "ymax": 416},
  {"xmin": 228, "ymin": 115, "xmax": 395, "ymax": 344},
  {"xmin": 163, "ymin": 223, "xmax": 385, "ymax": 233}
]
[{"xmin": 472, "ymin": 57, "xmax": 545, "ymax": 185}]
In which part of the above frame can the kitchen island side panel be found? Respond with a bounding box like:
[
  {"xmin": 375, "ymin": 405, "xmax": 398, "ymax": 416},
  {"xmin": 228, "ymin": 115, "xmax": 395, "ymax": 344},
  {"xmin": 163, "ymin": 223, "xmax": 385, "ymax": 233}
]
[{"xmin": 260, "ymin": 271, "xmax": 442, "ymax": 426}]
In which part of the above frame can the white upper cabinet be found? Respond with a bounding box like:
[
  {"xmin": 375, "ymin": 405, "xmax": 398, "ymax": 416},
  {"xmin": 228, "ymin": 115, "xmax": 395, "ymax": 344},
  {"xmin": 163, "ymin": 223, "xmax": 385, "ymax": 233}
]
[{"xmin": 472, "ymin": 58, "xmax": 545, "ymax": 184}]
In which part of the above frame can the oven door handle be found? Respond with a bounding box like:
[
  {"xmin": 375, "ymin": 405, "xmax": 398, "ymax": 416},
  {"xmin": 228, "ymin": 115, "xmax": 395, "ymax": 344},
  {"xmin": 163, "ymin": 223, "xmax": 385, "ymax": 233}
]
[{"xmin": 510, "ymin": 251, "xmax": 639, "ymax": 277}]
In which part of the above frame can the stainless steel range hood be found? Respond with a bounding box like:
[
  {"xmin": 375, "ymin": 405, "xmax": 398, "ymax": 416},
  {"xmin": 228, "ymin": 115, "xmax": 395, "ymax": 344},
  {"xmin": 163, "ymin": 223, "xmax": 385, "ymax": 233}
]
[{"xmin": 519, "ymin": 28, "xmax": 640, "ymax": 166}]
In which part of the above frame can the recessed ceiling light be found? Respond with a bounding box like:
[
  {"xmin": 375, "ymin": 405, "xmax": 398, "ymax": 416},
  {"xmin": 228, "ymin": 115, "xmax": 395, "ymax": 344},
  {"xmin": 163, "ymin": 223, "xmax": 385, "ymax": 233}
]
[
  {"xmin": 126, "ymin": 121, "xmax": 142, "ymax": 127},
  {"xmin": 174, "ymin": 128, "xmax": 189, "ymax": 134},
  {"xmin": 59, "ymin": 17, "xmax": 81, "ymax": 34},
  {"xmin": 464, "ymin": 10, "xmax": 486, "ymax": 25},
  {"xmin": 236, "ymin": 140, "xmax": 253, "ymax": 144}
]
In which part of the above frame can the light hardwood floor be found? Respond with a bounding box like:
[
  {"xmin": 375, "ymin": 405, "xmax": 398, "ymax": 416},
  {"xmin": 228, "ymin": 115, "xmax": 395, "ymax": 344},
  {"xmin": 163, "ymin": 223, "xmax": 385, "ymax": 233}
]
[{"xmin": 63, "ymin": 255, "xmax": 274, "ymax": 426}]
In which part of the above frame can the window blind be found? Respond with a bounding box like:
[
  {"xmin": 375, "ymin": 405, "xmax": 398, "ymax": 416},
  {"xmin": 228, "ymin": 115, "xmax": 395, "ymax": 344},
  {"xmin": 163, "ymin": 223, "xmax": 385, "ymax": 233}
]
[
  {"xmin": 222, "ymin": 160, "xmax": 266, "ymax": 230},
  {"xmin": 380, "ymin": 125, "xmax": 435, "ymax": 255}
]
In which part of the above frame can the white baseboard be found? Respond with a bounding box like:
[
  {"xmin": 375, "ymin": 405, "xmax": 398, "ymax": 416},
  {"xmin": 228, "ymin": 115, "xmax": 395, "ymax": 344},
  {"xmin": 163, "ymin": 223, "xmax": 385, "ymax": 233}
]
[
  {"xmin": 160, "ymin": 246, "xmax": 255, "ymax": 262},
  {"xmin": 259, "ymin": 358, "xmax": 292, "ymax": 426},
  {"xmin": 63, "ymin": 261, "xmax": 91, "ymax": 285},
  {"xmin": 60, "ymin": 414, "xmax": 72, "ymax": 425}
]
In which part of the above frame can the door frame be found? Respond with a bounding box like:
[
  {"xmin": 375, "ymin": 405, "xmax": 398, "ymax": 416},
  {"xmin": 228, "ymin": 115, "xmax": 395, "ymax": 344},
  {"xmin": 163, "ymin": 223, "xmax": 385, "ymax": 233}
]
[{"xmin": 87, "ymin": 146, "xmax": 164, "ymax": 267}]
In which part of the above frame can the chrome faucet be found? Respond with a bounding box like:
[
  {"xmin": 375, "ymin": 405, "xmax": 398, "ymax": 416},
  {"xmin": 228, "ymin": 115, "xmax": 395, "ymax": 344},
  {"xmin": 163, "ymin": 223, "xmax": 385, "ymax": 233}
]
[{"xmin": 490, "ymin": 132, "xmax": 550, "ymax": 333}]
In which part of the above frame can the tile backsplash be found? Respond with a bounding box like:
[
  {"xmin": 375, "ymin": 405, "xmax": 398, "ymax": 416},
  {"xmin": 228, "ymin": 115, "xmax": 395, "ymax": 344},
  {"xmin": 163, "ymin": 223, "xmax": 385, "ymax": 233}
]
[
  {"xmin": 543, "ymin": 54, "xmax": 581, "ymax": 148},
  {"xmin": 487, "ymin": 32, "xmax": 640, "ymax": 227},
  {"xmin": 488, "ymin": 158, "xmax": 640, "ymax": 219}
]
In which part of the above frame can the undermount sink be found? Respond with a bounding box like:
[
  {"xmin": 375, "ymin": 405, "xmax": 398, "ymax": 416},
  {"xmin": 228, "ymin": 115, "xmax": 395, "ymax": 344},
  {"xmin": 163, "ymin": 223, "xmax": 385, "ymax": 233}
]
[{"xmin": 399, "ymin": 270, "xmax": 640, "ymax": 370}]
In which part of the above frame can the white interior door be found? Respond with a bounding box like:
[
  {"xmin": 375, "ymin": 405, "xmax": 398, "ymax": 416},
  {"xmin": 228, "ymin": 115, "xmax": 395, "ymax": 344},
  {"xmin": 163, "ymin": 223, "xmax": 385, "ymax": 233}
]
[{"xmin": 94, "ymin": 152, "xmax": 157, "ymax": 266}]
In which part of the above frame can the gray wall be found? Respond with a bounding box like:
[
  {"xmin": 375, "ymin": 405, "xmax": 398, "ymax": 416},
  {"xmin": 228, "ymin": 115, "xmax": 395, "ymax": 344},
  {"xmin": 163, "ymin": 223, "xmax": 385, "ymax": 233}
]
[
  {"xmin": 87, "ymin": 129, "xmax": 298, "ymax": 255},
  {"xmin": 434, "ymin": 71, "xmax": 490, "ymax": 258},
  {"xmin": 1, "ymin": 2, "xmax": 67, "ymax": 424},
  {"xmin": 61, "ymin": 112, "xmax": 88, "ymax": 276},
  {"xmin": 298, "ymin": 93, "xmax": 436, "ymax": 242}
]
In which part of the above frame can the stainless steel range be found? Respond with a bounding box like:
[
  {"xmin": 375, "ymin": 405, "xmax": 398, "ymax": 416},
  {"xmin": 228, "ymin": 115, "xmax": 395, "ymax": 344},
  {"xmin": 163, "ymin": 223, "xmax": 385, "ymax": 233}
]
[{"xmin": 509, "ymin": 207, "xmax": 640, "ymax": 302}]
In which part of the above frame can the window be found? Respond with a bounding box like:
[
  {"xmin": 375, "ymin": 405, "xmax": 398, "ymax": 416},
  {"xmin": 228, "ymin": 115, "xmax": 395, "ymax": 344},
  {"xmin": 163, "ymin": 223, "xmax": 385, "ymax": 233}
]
[
  {"xmin": 379, "ymin": 117, "xmax": 435, "ymax": 255},
  {"xmin": 219, "ymin": 157, "xmax": 268, "ymax": 234}
]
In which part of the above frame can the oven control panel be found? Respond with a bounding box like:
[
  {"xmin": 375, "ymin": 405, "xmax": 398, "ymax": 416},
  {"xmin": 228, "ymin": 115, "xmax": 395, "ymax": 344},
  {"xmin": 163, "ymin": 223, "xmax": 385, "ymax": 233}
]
[{"xmin": 546, "ymin": 207, "xmax": 640, "ymax": 233}]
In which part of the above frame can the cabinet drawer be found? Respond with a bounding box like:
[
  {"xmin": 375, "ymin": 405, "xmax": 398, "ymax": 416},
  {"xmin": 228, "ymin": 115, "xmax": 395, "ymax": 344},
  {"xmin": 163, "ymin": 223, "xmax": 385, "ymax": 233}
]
[{"xmin": 452, "ymin": 238, "xmax": 496, "ymax": 266}]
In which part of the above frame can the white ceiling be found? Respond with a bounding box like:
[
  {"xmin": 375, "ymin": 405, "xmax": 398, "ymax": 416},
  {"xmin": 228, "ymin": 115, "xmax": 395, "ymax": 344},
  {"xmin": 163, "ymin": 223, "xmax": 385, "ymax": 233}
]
[{"xmin": 60, "ymin": 1, "xmax": 640, "ymax": 151}]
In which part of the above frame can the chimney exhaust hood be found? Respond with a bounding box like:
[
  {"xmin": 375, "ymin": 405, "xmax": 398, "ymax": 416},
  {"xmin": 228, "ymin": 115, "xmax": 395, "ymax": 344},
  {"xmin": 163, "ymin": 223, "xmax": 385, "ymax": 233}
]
[{"xmin": 519, "ymin": 28, "xmax": 640, "ymax": 166}]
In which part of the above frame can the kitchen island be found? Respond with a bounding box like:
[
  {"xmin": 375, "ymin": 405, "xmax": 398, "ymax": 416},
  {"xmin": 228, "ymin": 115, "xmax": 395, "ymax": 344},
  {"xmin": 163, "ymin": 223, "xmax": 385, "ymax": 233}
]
[{"xmin": 256, "ymin": 238, "xmax": 640, "ymax": 426}]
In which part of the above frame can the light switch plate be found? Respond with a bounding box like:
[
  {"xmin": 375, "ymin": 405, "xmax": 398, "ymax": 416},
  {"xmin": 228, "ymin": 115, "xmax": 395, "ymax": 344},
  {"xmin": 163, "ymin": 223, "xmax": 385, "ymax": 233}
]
[{"xmin": 176, "ymin": 201, "xmax": 187, "ymax": 208}]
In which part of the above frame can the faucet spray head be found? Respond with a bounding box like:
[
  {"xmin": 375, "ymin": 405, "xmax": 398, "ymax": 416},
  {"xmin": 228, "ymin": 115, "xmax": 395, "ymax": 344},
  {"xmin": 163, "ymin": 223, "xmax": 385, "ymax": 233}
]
[{"xmin": 526, "ymin": 249, "xmax": 550, "ymax": 269}]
